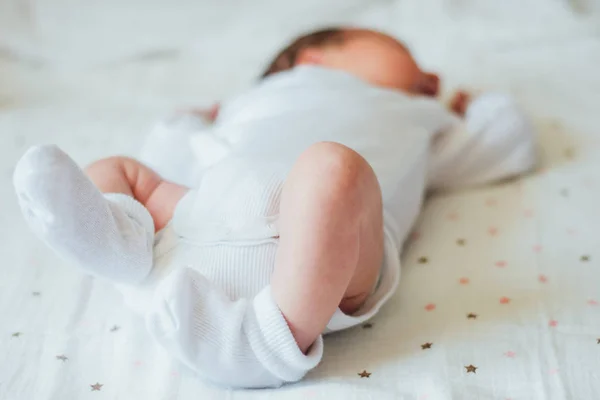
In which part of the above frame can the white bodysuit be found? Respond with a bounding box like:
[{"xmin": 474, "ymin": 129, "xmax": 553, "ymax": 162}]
[
  {"xmin": 15, "ymin": 66, "xmax": 537, "ymax": 389},
  {"xmin": 124, "ymin": 66, "xmax": 537, "ymax": 388}
]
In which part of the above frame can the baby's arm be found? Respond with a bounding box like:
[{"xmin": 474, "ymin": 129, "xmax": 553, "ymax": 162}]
[{"xmin": 427, "ymin": 92, "xmax": 537, "ymax": 190}]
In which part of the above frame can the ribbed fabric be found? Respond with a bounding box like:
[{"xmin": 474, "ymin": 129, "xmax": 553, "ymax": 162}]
[
  {"xmin": 171, "ymin": 159, "xmax": 285, "ymax": 244},
  {"xmin": 170, "ymin": 241, "xmax": 279, "ymax": 301},
  {"xmin": 104, "ymin": 193, "xmax": 155, "ymax": 235},
  {"xmin": 146, "ymin": 268, "xmax": 323, "ymax": 388},
  {"xmin": 119, "ymin": 231, "xmax": 279, "ymax": 314}
]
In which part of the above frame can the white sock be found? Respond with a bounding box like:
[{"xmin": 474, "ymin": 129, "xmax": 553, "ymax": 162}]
[
  {"xmin": 13, "ymin": 145, "xmax": 155, "ymax": 284},
  {"xmin": 147, "ymin": 267, "xmax": 323, "ymax": 388}
]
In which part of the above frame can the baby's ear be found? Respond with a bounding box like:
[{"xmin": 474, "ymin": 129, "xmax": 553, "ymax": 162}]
[{"xmin": 296, "ymin": 48, "xmax": 324, "ymax": 66}]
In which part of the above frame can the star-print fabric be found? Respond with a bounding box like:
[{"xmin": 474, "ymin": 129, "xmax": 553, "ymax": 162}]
[
  {"xmin": 1, "ymin": 1, "xmax": 599, "ymax": 398},
  {"xmin": 3, "ymin": 120, "xmax": 599, "ymax": 400}
]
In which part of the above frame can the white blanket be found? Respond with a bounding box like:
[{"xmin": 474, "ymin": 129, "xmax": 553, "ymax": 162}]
[{"xmin": 1, "ymin": 0, "xmax": 600, "ymax": 399}]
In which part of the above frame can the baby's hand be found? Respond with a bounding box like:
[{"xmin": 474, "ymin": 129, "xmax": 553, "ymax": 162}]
[
  {"xmin": 179, "ymin": 103, "xmax": 220, "ymax": 122},
  {"xmin": 449, "ymin": 91, "xmax": 471, "ymax": 117},
  {"xmin": 415, "ymin": 72, "xmax": 440, "ymax": 97}
]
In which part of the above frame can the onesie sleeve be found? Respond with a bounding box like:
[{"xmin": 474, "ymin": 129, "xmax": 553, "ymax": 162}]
[
  {"xmin": 145, "ymin": 267, "xmax": 323, "ymax": 389},
  {"xmin": 427, "ymin": 93, "xmax": 537, "ymax": 190},
  {"xmin": 138, "ymin": 113, "xmax": 217, "ymax": 187}
]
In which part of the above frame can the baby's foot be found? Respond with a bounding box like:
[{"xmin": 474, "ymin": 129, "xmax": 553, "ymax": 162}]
[
  {"xmin": 14, "ymin": 145, "xmax": 86, "ymax": 236},
  {"xmin": 13, "ymin": 145, "xmax": 154, "ymax": 283}
]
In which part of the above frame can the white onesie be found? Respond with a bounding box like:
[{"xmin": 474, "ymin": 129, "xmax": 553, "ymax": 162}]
[
  {"xmin": 14, "ymin": 66, "xmax": 537, "ymax": 389},
  {"xmin": 128, "ymin": 66, "xmax": 537, "ymax": 388}
]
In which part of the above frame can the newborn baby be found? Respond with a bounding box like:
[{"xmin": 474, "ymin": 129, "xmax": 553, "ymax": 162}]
[{"xmin": 13, "ymin": 28, "xmax": 536, "ymax": 388}]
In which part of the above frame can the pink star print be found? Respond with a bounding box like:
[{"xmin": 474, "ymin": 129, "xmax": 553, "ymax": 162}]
[
  {"xmin": 549, "ymin": 320, "xmax": 558, "ymax": 327},
  {"xmin": 485, "ymin": 198, "xmax": 497, "ymax": 207},
  {"xmin": 539, "ymin": 274, "xmax": 548, "ymax": 283},
  {"xmin": 410, "ymin": 232, "xmax": 421, "ymax": 242},
  {"xmin": 425, "ymin": 303, "xmax": 436, "ymax": 311},
  {"xmin": 495, "ymin": 261, "xmax": 507, "ymax": 268},
  {"xmin": 588, "ymin": 299, "xmax": 598, "ymax": 306},
  {"xmin": 515, "ymin": 181, "xmax": 523, "ymax": 192},
  {"xmin": 523, "ymin": 209, "xmax": 535, "ymax": 218},
  {"xmin": 134, "ymin": 360, "xmax": 143, "ymax": 367},
  {"xmin": 447, "ymin": 212, "xmax": 459, "ymax": 221},
  {"xmin": 504, "ymin": 351, "xmax": 516, "ymax": 358},
  {"xmin": 583, "ymin": 177, "xmax": 595, "ymax": 188},
  {"xmin": 488, "ymin": 227, "xmax": 499, "ymax": 236},
  {"xmin": 499, "ymin": 297, "xmax": 511, "ymax": 304},
  {"xmin": 566, "ymin": 228, "xmax": 578, "ymax": 236},
  {"xmin": 549, "ymin": 368, "xmax": 559, "ymax": 375},
  {"xmin": 532, "ymin": 245, "xmax": 543, "ymax": 253},
  {"xmin": 459, "ymin": 277, "xmax": 470, "ymax": 285}
]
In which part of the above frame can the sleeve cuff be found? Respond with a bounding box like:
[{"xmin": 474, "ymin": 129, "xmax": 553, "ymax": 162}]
[
  {"xmin": 465, "ymin": 92, "xmax": 517, "ymax": 133},
  {"xmin": 161, "ymin": 112, "xmax": 212, "ymax": 132}
]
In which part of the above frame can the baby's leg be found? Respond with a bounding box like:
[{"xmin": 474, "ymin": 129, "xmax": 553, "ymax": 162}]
[
  {"xmin": 143, "ymin": 142, "xmax": 383, "ymax": 387},
  {"xmin": 272, "ymin": 142, "xmax": 384, "ymax": 352},
  {"xmin": 13, "ymin": 145, "xmax": 186, "ymax": 284},
  {"xmin": 85, "ymin": 155, "xmax": 186, "ymax": 232}
]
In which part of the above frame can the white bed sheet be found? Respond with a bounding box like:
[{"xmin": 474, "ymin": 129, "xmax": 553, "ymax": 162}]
[{"xmin": 1, "ymin": 0, "xmax": 600, "ymax": 399}]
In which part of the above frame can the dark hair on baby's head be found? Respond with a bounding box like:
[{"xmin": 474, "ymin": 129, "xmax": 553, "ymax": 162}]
[{"xmin": 261, "ymin": 28, "xmax": 346, "ymax": 78}]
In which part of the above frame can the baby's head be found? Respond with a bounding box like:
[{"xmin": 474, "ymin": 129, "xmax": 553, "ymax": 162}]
[{"xmin": 262, "ymin": 28, "xmax": 439, "ymax": 97}]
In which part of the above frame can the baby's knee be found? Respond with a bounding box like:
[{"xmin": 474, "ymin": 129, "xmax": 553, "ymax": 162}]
[
  {"xmin": 299, "ymin": 142, "xmax": 377, "ymax": 201},
  {"xmin": 302, "ymin": 142, "xmax": 367, "ymax": 173}
]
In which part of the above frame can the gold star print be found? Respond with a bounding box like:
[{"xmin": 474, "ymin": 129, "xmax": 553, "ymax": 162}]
[
  {"xmin": 11, "ymin": 332, "xmax": 22, "ymax": 338},
  {"xmin": 465, "ymin": 365, "xmax": 478, "ymax": 374},
  {"xmin": 456, "ymin": 239, "xmax": 466, "ymax": 246},
  {"xmin": 56, "ymin": 355, "xmax": 68, "ymax": 362},
  {"xmin": 109, "ymin": 325, "xmax": 120, "ymax": 332},
  {"xmin": 362, "ymin": 323, "xmax": 373, "ymax": 329},
  {"xmin": 581, "ymin": 255, "xmax": 591, "ymax": 262},
  {"xmin": 358, "ymin": 370, "xmax": 371, "ymax": 378},
  {"xmin": 418, "ymin": 256, "xmax": 428, "ymax": 264},
  {"xmin": 564, "ymin": 148, "xmax": 575, "ymax": 159},
  {"xmin": 467, "ymin": 313, "xmax": 478, "ymax": 319},
  {"xmin": 90, "ymin": 383, "xmax": 103, "ymax": 391},
  {"xmin": 421, "ymin": 342, "xmax": 433, "ymax": 350}
]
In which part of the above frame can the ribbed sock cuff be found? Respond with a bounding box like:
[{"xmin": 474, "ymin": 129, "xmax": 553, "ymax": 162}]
[
  {"xmin": 251, "ymin": 285, "xmax": 324, "ymax": 382},
  {"xmin": 104, "ymin": 193, "xmax": 155, "ymax": 235}
]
